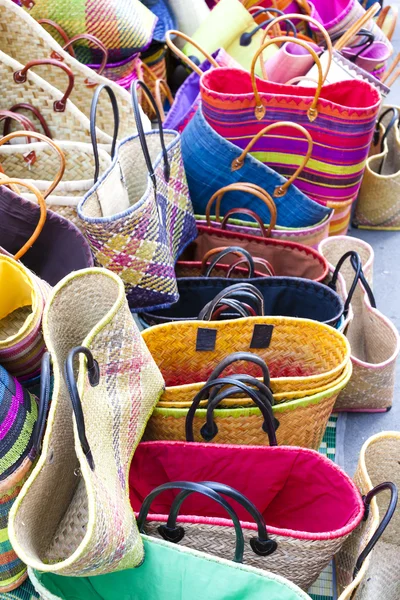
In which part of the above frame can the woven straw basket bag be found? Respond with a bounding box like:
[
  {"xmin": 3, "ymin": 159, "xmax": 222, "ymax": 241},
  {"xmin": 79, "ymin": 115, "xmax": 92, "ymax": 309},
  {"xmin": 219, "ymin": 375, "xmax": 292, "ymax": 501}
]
[
  {"xmin": 9, "ymin": 268, "xmax": 165, "ymax": 576},
  {"xmin": 319, "ymin": 236, "xmax": 400, "ymax": 412},
  {"xmin": 335, "ymin": 431, "xmax": 400, "ymax": 600},
  {"xmin": 0, "ymin": 0, "xmax": 150, "ymax": 139}
]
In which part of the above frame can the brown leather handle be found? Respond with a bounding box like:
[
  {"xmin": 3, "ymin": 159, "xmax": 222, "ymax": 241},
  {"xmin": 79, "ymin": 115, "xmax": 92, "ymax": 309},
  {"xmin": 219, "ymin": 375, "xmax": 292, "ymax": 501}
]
[
  {"xmin": 0, "ymin": 110, "xmax": 37, "ymax": 145},
  {"xmin": 3, "ymin": 104, "xmax": 53, "ymax": 139},
  {"xmin": 382, "ymin": 52, "xmax": 400, "ymax": 83},
  {"xmin": 0, "ymin": 175, "xmax": 47, "ymax": 260},
  {"xmin": 37, "ymin": 18, "xmax": 76, "ymax": 56},
  {"xmin": 63, "ymin": 34, "xmax": 109, "ymax": 77},
  {"xmin": 334, "ymin": 3, "xmax": 381, "ymax": 51},
  {"xmin": 0, "ymin": 131, "xmax": 66, "ymax": 198},
  {"xmin": 227, "ymin": 256, "xmax": 275, "ymax": 277},
  {"xmin": 221, "ymin": 208, "xmax": 268, "ymax": 237},
  {"xmin": 230, "ymin": 122, "xmax": 313, "ymax": 197},
  {"xmin": 201, "ymin": 247, "xmax": 253, "ymax": 277},
  {"xmin": 166, "ymin": 30, "xmax": 219, "ymax": 76},
  {"xmin": 13, "ymin": 59, "xmax": 75, "ymax": 113},
  {"xmin": 251, "ymin": 36, "xmax": 322, "ymax": 122},
  {"xmin": 154, "ymin": 79, "xmax": 174, "ymax": 122},
  {"xmin": 259, "ymin": 14, "xmax": 331, "ymax": 83},
  {"xmin": 377, "ymin": 5, "xmax": 398, "ymax": 42},
  {"xmin": 205, "ymin": 182, "xmax": 277, "ymax": 234}
]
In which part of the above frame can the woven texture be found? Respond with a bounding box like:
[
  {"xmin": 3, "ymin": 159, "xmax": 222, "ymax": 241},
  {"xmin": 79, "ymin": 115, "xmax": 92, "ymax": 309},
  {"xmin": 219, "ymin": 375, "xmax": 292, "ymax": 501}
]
[
  {"xmin": 24, "ymin": 0, "xmax": 156, "ymax": 61},
  {"xmin": 8, "ymin": 268, "xmax": 165, "ymax": 576},
  {"xmin": 0, "ymin": 255, "xmax": 49, "ymax": 382},
  {"xmin": 336, "ymin": 432, "xmax": 400, "ymax": 599},
  {"xmin": 0, "ymin": 0, "xmax": 147, "ymax": 140},
  {"xmin": 78, "ymin": 131, "xmax": 197, "ymax": 311},
  {"xmin": 200, "ymin": 69, "xmax": 381, "ymax": 210},
  {"xmin": 319, "ymin": 236, "xmax": 400, "ymax": 411}
]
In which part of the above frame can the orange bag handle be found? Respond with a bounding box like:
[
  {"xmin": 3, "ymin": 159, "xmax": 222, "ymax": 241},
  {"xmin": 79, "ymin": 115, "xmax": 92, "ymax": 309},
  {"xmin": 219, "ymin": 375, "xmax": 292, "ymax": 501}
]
[
  {"xmin": 166, "ymin": 30, "xmax": 219, "ymax": 76},
  {"xmin": 13, "ymin": 59, "xmax": 75, "ymax": 112},
  {"xmin": 334, "ymin": 3, "xmax": 381, "ymax": 51}
]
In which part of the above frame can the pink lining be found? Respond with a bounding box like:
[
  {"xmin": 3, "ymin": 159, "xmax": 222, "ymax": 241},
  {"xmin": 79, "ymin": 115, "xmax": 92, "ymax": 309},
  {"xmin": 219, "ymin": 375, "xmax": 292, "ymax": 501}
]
[{"xmin": 130, "ymin": 442, "xmax": 364, "ymax": 541}]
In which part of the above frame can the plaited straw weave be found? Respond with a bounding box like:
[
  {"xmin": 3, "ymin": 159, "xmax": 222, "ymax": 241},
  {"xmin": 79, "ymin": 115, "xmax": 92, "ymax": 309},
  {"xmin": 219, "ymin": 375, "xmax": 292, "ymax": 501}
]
[
  {"xmin": 0, "ymin": 0, "xmax": 150, "ymax": 140},
  {"xmin": 336, "ymin": 432, "xmax": 400, "ymax": 600},
  {"xmin": 144, "ymin": 363, "xmax": 351, "ymax": 450},
  {"xmin": 319, "ymin": 236, "xmax": 400, "ymax": 412},
  {"xmin": 9, "ymin": 268, "xmax": 165, "ymax": 576},
  {"xmin": 0, "ymin": 140, "xmax": 112, "ymax": 229},
  {"xmin": 0, "ymin": 255, "xmax": 49, "ymax": 382},
  {"xmin": 0, "ymin": 49, "xmax": 110, "ymax": 145},
  {"xmin": 141, "ymin": 316, "xmax": 351, "ymax": 402},
  {"xmin": 78, "ymin": 131, "xmax": 197, "ymax": 311}
]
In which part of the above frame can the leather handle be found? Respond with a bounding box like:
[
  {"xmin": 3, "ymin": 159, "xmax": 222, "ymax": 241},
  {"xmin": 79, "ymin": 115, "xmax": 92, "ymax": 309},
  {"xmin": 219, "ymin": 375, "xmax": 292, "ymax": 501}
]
[
  {"xmin": 163, "ymin": 481, "xmax": 278, "ymax": 557},
  {"xmin": 230, "ymin": 122, "xmax": 313, "ymax": 198},
  {"xmin": 185, "ymin": 377, "xmax": 278, "ymax": 446},
  {"xmin": 221, "ymin": 208, "xmax": 268, "ymax": 237},
  {"xmin": 0, "ymin": 110, "xmax": 37, "ymax": 145},
  {"xmin": 329, "ymin": 251, "xmax": 376, "ymax": 314},
  {"xmin": 334, "ymin": 3, "xmax": 381, "ymax": 51},
  {"xmin": 166, "ymin": 30, "xmax": 219, "ymax": 76},
  {"xmin": 206, "ymin": 373, "xmax": 274, "ymax": 407},
  {"xmin": 63, "ymin": 34, "xmax": 109, "ymax": 79},
  {"xmin": 37, "ymin": 18, "xmax": 76, "ymax": 56},
  {"xmin": 0, "ymin": 175, "xmax": 47, "ymax": 260},
  {"xmin": 353, "ymin": 482, "xmax": 398, "ymax": 578},
  {"xmin": 64, "ymin": 346, "xmax": 100, "ymax": 471},
  {"xmin": 205, "ymin": 183, "xmax": 277, "ymax": 236},
  {"xmin": 252, "ymin": 36, "xmax": 323, "ymax": 122},
  {"xmin": 14, "ymin": 59, "xmax": 75, "ymax": 113},
  {"xmin": 240, "ymin": 12, "xmax": 297, "ymax": 47},
  {"xmin": 137, "ymin": 481, "xmax": 245, "ymax": 563},
  {"xmin": 210, "ymin": 298, "xmax": 256, "ymax": 320},
  {"xmin": 227, "ymin": 256, "xmax": 275, "ymax": 277},
  {"xmin": 374, "ymin": 107, "xmax": 399, "ymax": 173},
  {"xmin": 199, "ymin": 282, "xmax": 265, "ymax": 320},
  {"xmin": 206, "ymin": 351, "xmax": 271, "ymax": 389},
  {"xmin": 30, "ymin": 352, "xmax": 52, "ymax": 459},
  {"xmin": 382, "ymin": 52, "xmax": 400, "ymax": 84},
  {"xmin": 0, "ymin": 131, "xmax": 66, "ymax": 198},
  {"xmin": 131, "ymin": 79, "xmax": 170, "ymax": 188},
  {"xmin": 90, "ymin": 84, "xmax": 119, "ymax": 183},
  {"xmin": 376, "ymin": 5, "xmax": 398, "ymax": 42},
  {"xmin": 154, "ymin": 79, "xmax": 174, "ymax": 123},
  {"xmin": 248, "ymin": 7, "xmax": 283, "ymax": 38},
  {"xmin": 3, "ymin": 104, "xmax": 53, "ymax": 139},
  {"xmin": 201, "ymin": 246, "xmax": 255, "ymax": 278}
]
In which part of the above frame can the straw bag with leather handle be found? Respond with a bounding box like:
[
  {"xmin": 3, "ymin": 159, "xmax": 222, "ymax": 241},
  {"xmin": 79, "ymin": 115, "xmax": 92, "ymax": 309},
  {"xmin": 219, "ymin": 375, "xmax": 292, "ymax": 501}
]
[
  {"xmin": 8, "ymin": 267, "xmax": 165, "ymax": 576},
  {"xmin": 131, "ymin": 439, "xmax": 366, "ymax": 591},
  {"xmin": 319, "ymin": 236, "xmax": 400, "ymax": 412},
  {"xmin": 78, "ymin": 81, "xmax": 197, "ymax": 311},
  {"xmin": 335, "ymin": 431, "xmax": 399, "ymax": 600}
]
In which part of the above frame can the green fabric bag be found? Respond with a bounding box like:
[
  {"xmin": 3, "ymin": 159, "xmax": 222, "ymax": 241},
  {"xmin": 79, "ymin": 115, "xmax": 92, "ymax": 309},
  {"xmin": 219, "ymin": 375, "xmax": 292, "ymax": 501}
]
[{"xmin": 31, "ymin": 536, "xmax": 312, "ymax": 600}]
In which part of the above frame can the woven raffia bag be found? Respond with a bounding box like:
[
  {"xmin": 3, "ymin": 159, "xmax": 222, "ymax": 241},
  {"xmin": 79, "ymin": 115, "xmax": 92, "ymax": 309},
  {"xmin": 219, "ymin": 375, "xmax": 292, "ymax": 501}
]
[
  {"xmin": 336, "ymin": 431, "xmax": 400, "ymax": 600},
  {"xmin": 9, "ymin": 267, "xmax": 165, "ymax": 576},
  {"xmin": 319, "ymin": 236, "xmax": 400, "ymax": 412},
  {"xmin": 0, "ymin": 0, "xmax": 150, "ymax": 139}
]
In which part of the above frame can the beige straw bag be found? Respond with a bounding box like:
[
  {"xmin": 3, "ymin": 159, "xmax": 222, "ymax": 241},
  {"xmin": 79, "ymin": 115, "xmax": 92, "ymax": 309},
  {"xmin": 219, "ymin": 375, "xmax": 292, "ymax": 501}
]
[
  {"xmin": 354, "ymin": 105, "xmax": 400, "ymax": 229},
  {"xmin": 9, "ymin": 268, "xmax": 165, "ymax": 576},
  {"xmin": 318, "ymin": 236, "xmax": 400, "ymax": 412},
  {"xmin": 0, "ymin": 0, "xmax": 150, "ymax": 138},
  {"xmin": 336, "ymin": 431, "xmax": 399, "ymax": 600}
]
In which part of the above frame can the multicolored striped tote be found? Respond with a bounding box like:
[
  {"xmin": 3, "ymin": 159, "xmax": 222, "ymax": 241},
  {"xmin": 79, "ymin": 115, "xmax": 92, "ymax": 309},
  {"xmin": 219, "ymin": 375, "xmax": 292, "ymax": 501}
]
[
  {"xmin": 199, "ymin": 38, "xmax": 381, "ymax": 229},
  {"xmin": 0, "ymin": 255, "xmax": 49, "ymax": 383}
]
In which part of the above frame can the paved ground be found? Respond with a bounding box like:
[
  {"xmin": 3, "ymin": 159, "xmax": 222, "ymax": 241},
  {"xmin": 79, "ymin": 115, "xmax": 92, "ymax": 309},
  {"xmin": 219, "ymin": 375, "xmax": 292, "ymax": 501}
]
[{"xmin": 340, "ymin": 4, "xmax": 400, "ymax": 475}]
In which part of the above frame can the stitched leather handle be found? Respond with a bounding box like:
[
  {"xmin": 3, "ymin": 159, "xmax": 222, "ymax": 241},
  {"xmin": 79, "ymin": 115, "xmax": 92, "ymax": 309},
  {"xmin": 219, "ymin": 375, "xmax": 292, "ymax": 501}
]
[
  {"xmin": 353, "ymin": 482, "xmax": 398, "ymax": 578},
  {"xmin": 38, "ymin": 18, "xmax": 76, "ymax": 55},
  {"xmin": 201, "ymin": 246, "xmax": 255, "ymax": 278},
  {"xmin": 30, "ymin": 352, "xmax": 52, "ymax": 459},
  {"xmin": 0, "ymin": 175, "xmax": 47, "ymax": 260},
  {"xmin": 90, "ymin": 84, "xmax": 119, "ymax": 183},
  {"xmin": 230, "ymin": 122, "xmax": 313, "ymax": 198},
  {"xmin": 199, "ymin": 282, "xmax": 265, "ymax": 319},
  {"xmin": 131, "ymin": 79, "xmax": 170, "ymax": 188},
  {"xmin": 185, "ymin": 377, "xmax": 278, "ymax": 445},
  {"xmin": 13, "ymin": 59, "xmax": 75, "ymax": 113},
  {"xmin": 0, "ymin": 131, "xmax": 66, "ymax": 198},
  {"xmin": 3, "ymin": 104, "xmax": 53, "ymax": 139},
  {"xmin": 251, "ymin": 36, "xmax": 323, "ymax": 122},
  {"xmin": 64, "ymin": 346, "xmax": 100, "ymax": 471},
  {"xmin": 329, "ymin": 251, "xmax": 376, "ymax": 314},
  {"xmin": 166, "ymin": 30, "xmax": 219, "ymax": 76},
  {"xmin": 154, "ymin": 79, "xmax": 174, "ymax": 123},
  {"xmin": 137, "ymin": 481, "xmax": 245, "ymax": 562},
  {"xmin": 334, "ymin": 3, "xmax": 381, "ymax": 51},
  {"xmin": 163, "ymin": 481, "xmax": 278, "ymax": 557},
  {"xmin": 63, "ymin": 34, "xmax": 109, "ymax": 81},
  {"xmin": 205, "ymin": 183, "xmax": 277, "ymax": 236}
]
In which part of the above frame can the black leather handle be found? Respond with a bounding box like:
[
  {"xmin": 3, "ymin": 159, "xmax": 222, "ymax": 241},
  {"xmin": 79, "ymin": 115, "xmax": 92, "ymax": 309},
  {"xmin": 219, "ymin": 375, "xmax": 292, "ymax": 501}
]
[
  {"xmin": 161, "ymin": 481, "xmax": 278, "ymax": 557},
  {"xmin": 241, "ymin": 9, "xmax": 297, "ymax": 46},
  {"xmin": 329, "ymin": 251, "xmax": 376, "ymax": 314},
  {"xmin": 207, "ymin": 373, "xmax": 275, "ymax": 407},
  {"xmin": 353, "ymin": 481, "xmax": 398, "ymax": 578},
  {"xmin": 198, "ymin": 283, "xmax": 265, "ymax": 320},
  {"xmin": 90, "ymin": 84, "xmax": 119, "ymax": 183},
  {"xmin": 64, "ymin": 346, "xmax": 100, "ymax": 471},
  {"xmin": 208, "ymin": 298, "xmax": 255, "ymax": 320},
  {"xmin": 136, "ymin": 481, "xmax": 245, "ymax": 562},
  {"xmin": 185, "ymin": 377, "xmax": 278, "ymax": 445},
  {"xmin": 30, "ymin": 352, "xmax": 52, "ymax": 459},
  {"xmin": 204, "ymin": 247, "xmax": 256, "ymax": 279},
  {"xmin": 206, "ymin": 352, "xmax": 271, "ymax": 389},
  {"xmin": 131, "ymin": 79, "xmax": 170, "ymax": 188},
  {"xmin": 375, "ymin": 107, "xmax": 400, "ymax": 172}
]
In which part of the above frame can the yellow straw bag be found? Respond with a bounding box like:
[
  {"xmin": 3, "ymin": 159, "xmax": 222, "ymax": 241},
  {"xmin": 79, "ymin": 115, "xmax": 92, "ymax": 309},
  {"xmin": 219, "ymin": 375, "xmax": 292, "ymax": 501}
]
[{"xmin": 336, "ymin": 431, "xmax": 399, "ymax": 600}]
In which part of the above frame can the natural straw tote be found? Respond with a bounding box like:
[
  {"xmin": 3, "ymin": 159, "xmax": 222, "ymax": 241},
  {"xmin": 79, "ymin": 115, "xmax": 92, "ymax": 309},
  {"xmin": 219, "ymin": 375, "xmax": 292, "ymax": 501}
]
[
  {"xmin": 319, "ymin": 236, "xmax": 400, "ymax": 412},
  {"xmin": 0, "ymin": 0, "xmax": 151, "ymax": 138},
  {"xmin": 335, "ymin": 431, "xmax": 399, "ymax": 600},
  {"xmin": 131, "ymin": 441, "xmax": 366, "ymax": 591},
  {"xmin": 8, "ymin": 267, "xmax": 165, "ymax": 576}
]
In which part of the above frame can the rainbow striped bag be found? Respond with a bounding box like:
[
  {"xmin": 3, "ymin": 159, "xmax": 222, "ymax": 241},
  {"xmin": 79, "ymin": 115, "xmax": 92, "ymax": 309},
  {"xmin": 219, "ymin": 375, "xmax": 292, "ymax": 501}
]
[{"xmin": 200, "ymin": 35, "xmax": 381, "ymax": 235}]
